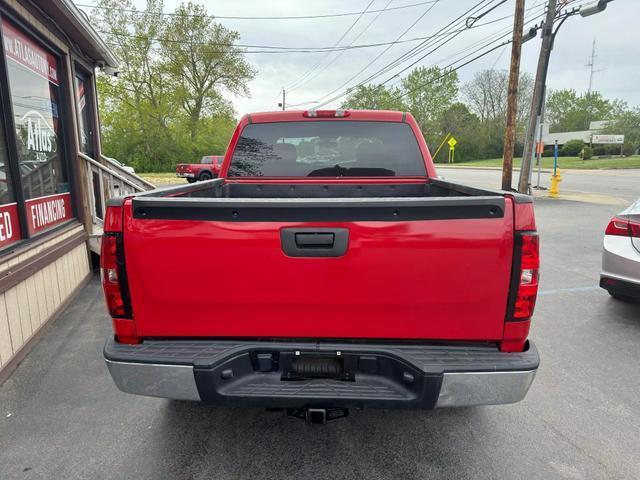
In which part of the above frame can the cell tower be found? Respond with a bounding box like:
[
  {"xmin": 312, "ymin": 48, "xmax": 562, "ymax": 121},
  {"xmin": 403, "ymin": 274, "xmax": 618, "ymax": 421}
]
[{"xmin": 586, "ymin": 38, "xmax": 604, "ymax": 93}]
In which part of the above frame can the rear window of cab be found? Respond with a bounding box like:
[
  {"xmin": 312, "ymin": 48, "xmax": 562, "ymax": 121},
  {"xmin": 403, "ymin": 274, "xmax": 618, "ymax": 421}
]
[{"xmin": 228, "ymin": 121, "xmax": 426, "ymax": 177}]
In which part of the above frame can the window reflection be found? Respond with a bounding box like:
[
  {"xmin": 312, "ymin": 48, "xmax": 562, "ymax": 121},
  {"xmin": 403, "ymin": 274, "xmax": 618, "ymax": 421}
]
[
  {"xmin": 0, "ymin": 116, "xmax": 13, "ymax": 205},
  {"xmin": 75, "ymin": 74, "xmax": 94, "ymax": 157},
  {"xmin": 3, "ymin": 20, "xmax": 68, "ymax": 200}
]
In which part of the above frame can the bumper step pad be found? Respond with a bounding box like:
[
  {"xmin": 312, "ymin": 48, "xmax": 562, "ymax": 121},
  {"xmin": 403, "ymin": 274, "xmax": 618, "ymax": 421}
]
[{"xmin": 104, "ymin": 339, "xmax": 539, "ymax": 408}]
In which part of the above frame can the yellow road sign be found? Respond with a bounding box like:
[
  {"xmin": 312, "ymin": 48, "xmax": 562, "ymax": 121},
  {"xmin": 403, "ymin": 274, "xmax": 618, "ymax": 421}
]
[{"xmin": 448, "ymin": 136, "xmax": 457, "ymax": 148}]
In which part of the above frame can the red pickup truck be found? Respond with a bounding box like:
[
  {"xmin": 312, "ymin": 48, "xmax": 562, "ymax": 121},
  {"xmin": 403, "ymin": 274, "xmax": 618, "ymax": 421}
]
[
  {"xmin": 175, "ymin": 155, "xmax": 223, "ymax": 183},
  {"xmin": 102, "ymin": 110, "xmax": 539, "ymax": 422}
]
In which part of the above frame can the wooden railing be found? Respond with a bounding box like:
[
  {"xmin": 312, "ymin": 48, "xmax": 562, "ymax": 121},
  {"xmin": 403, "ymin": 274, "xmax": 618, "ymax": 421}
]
[
  {"xmin": 101, "ymin": 154, "xmax": 156, "ymax": 191},
  {"xmin": 79, "ymin": 152, "xmax": 154, "ymax": 230}
]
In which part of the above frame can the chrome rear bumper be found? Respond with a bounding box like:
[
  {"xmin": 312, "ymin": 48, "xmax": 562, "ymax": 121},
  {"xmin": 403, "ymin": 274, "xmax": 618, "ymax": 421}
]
[{"xmin": 105, "ymin": 339, "xmax": 539, "ymax": 408}]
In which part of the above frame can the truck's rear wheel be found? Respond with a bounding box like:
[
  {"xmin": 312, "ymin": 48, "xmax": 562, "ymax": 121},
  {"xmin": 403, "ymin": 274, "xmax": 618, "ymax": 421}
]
[
  {"xmin": 187, "ymin": 178, "xmax": 197, "ymax": 183},
  {"xmin": 199, "ymin": 171, "xmax": 212, "ymax": 181}
]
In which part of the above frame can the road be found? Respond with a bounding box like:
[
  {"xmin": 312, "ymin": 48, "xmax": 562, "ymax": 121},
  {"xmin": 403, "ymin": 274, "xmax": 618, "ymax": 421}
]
[
  {"xmin": 439, "ymin": 166, "xmax": 640, "ymax": 202},
  {"xmin": 1, "ymin": 169, "xmax": 639, "ymax": 480}
]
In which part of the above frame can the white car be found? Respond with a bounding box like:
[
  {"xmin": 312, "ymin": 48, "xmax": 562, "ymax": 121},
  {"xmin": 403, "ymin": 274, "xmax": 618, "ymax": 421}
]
[
  {"xmin": 104, "ymin": 156, "xmax": 135, "ymax": 175},
  {"xmin": 600, "ymin": 198, "xmax": 640, "ymax": 301}
]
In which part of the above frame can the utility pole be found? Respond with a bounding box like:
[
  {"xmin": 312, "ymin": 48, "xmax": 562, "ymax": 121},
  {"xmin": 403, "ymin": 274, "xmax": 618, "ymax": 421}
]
[
  {"xmin": 517, "ymin": 0, "xmax": 612, "ymax": 193},
  {"xmin": 501, "ymin": 0, "xmax": 525, "ymax": 191},
  {"xmin": 278, "ymin": 89, "xmax": 286, "ymax": 111},
  {"xmin": 518, "ymin": 0, "xmax": 557, "ymax": 194}
]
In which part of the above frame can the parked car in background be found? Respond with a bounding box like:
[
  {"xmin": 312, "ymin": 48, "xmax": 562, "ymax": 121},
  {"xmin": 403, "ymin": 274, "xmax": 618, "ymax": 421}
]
[
  {"xmin": 600, "ymin": 198, "xmax": 640, "ymax": 302},
  {"xmin": 176, "ymin": 155, "xmax": 224, "ymax": 183},
  {"xmin": 102, "ymin": 110, "xmax": 540, "ymax": 423},
  {"xmin": 104, "ymin": 155, "xmax": 136, "ymax": 175}
]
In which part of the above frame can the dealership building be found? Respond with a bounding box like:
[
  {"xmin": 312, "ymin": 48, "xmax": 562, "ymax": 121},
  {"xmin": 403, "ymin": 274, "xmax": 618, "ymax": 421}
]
[{"xmin": 0, "ymin": 0, "xmax": 150, "ymax": 382}]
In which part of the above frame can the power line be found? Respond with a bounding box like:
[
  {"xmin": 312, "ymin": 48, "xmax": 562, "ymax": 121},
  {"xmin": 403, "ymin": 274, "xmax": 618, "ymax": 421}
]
[
  {"xmin": 395, "ymin": 38, "xmax": 512, "ymax": 99},
  {"xmin": 76, "ymin": 1, "xmax": 439, "ymax": 21},
  {"xmin": 285, "ymin": 0, "xmax": 376, "ymax": 91},
  {"xmin": 98, "ymin": 5, "xmax": 546, "ymax": 57},
  {"xmin": 95, "ymin": 16, "xmax": 512, "ymax": 54},
  {"xmin": 311, "ymin": 0, "xmax": 494, "ymax": 108},
  {"xmin": 368, "ymin": 0, "xmax": 539, "ymax": 88},
  {"xmin": 378, "ymin": 0, "xmax": 544, "ymax": 87},
  {"xmin": 309, "ymin": 1, "xmax": 546, "ymax": 108},
  {"xmin": 303, "ymin": 0, "xmax": 448, "ymax": 107},
  {"xmin": 382, "ymin": 4, "xmax": 544, "ymax": 93},
  {"xmin": 287, "ymin": 0, "xmax": 395, "ymax": 93},
  {"xmin": 317, "ymin": 0, "xmax": 499, "ymax": 106},
  {"xmin": 377, "ymin": 2, "xmax": 499, "ymax": 85},
  {"xmin": 94, "ymin": 6, "xmax": 543, "ymax": 54}
]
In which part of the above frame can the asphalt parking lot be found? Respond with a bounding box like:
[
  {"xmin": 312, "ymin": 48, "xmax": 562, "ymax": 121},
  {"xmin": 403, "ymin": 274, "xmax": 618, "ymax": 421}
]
[{"xmin": 1, "ymin": 169, "xmax": 639, "ymax": 480}]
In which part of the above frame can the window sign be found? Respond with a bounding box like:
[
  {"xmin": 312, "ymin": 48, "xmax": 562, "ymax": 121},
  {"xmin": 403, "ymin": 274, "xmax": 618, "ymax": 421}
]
[
  {"xmin": 24, "ymin": 191, "xmax": 72, "ymax": 235},
  {"xmin": 2, "ymin": 18, "xmax": 73, "ymax": 235},
  {"xmin": 0, "ymin": 202, "xmax": 21, "ymax": 248},
  {"xmin": 1, "ymin": 20, "xmax": 59, "ymax": 85}
]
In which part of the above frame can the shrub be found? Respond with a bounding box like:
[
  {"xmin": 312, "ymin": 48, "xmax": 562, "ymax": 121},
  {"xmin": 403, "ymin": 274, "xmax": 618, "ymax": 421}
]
[
  {"xmin": 561, "ymin": 139, "xmax": 584, "ymax": 156},
  {"xmin": 622, "ymin": 143, "xmax": 635, "ymax": 156},
  {"xmin": 582, "ymin": 146, "xmax": 593, "ymax": 160}
]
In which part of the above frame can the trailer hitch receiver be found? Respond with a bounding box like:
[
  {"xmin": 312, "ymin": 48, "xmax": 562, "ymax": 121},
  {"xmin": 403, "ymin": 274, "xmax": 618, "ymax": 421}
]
[{"xmin": 285, "ymin": 407, "xmax": 349, "ymax": 424}]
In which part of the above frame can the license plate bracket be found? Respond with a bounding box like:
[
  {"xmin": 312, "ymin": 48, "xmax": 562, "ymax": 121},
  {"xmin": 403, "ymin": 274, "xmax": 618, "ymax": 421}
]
[{"xmin": 281, "ymin": 353, "xmax": 352, "ymax": 381}]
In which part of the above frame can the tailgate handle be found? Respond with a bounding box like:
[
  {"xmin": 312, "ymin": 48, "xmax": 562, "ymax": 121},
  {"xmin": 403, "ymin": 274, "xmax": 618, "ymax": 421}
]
[
  {"xmin": 295, "ymin": 233, "xmax": 334, "ymax": 247},
  {"xmin": 281, "ymin": 228, "xmax": 349, "ymax": 257}
]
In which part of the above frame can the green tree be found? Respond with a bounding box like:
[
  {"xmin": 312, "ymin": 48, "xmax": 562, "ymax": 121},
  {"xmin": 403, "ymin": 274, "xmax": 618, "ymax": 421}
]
[
  {"xmin": 161, "ymin": 2, "xmax": 255, "ymax": 141},
  {"xmin": 94, "ymin": 0, "xmax": 176, "ymax": 170},
  {"xmin": 434, "ymin": 102, "xmax": 482, "ymax": 162},
  {"xmin": 546, "ymin": 90, "xmax": 617, "ymax": 132},
  {"xmin": 601, "ymin": 107, "xmax": 640, "ymax": 155},
  {"xmin": 341, "ymin": 84, "xmax": 407, "ymax": 111},
  {"xmin": 462, "ymin": 70, "xmax": 533, "ymax": 124},
  {"xmin": 401, "ymin": 66, "xmax": 459, "ymax": 132},
  {"xmin": 461, "ymin": 70, "xmax": 533, "ymax": 159},
  {"xmin": 92, "ymin": 0, "xmax": 253, "ymax": 172}
]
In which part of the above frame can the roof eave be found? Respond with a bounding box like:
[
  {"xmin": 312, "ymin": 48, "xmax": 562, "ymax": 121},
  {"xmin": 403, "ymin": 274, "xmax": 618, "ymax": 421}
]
[{"xmin": 39, "ymin": 0, "xmax": 119, "ymax": 69}]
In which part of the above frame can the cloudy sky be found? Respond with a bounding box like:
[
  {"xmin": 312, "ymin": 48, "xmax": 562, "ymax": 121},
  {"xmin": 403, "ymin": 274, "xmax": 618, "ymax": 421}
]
[{"xmin": 83, "ymin": 0, "xmax": 638, "ymax": 117}]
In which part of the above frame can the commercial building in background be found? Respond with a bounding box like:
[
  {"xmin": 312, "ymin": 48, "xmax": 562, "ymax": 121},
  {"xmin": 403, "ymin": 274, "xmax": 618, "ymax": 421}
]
[
  {"xmin": 0, "ymin": 0, "xmax": 148, "ymax": 382},
  {"xmin": 541, "ymin": 120, "xmax": 624, "ymax": 146}
]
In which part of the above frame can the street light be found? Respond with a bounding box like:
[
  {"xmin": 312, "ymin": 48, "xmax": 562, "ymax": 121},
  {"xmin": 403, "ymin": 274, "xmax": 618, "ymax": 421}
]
[{"xmin": 580, "ymin": 1, "xmax": 607, "ymax": 17}]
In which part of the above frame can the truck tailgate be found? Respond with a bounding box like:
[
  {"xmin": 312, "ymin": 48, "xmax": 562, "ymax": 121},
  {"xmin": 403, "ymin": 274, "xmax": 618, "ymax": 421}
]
[{"xmin": 122, "ymin": 197, "xmax": 514, "ymax": 340}]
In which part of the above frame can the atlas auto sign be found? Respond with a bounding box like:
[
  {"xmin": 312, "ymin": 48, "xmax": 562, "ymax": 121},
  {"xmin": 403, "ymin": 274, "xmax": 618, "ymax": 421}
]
[{"xmin": 1, "ymin": 19, "xmax": 59, "ymax": 85}]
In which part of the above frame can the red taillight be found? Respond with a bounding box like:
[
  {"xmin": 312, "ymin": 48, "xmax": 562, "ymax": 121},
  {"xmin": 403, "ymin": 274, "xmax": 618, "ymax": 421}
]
[
  {"xmin": 606, "ymin": 216, "xmax": 640, "ymax": 238},
  {"xmin": 303, "ymin": 109, "xmax": 350, "ymax": 118},
  {"xmin": 100, "ymin": 233, "xmax": 129, "ymax": 318},
  {"xmin": 511, "ymin": 233, "xmax": 540, "ymax": 321},
  {"xmin": 102, "ymin": 205, "xmax": 137, "ymax": 344}
]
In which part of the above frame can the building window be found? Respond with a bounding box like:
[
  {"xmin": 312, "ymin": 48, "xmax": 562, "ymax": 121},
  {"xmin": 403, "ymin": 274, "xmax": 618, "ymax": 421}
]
[
  {"xmin": 2, "ymin": 18, "xmax": 73, "ymax": 237},
  {"xmin": 75, "ymin": 72, "xmax": 95, "ymax": 158},
  {"xmin": 0, "ymin": 113, "xmax": 21, "ymax": 249}
]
